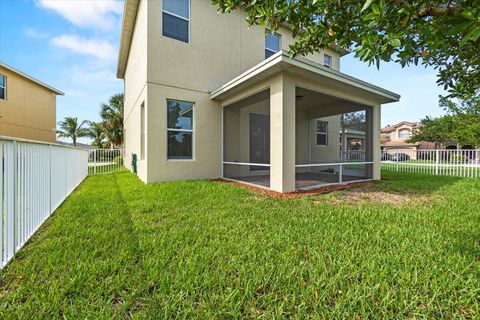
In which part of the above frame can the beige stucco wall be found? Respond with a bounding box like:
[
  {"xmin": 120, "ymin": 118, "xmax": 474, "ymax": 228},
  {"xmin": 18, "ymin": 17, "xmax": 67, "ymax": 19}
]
[
  {"xmin": 146, "ymin": 83, "xmax": 221, "ymax": 182},
  {"xmin": 146, "ymin": 0, "xmax": 340, "ymax": 94},
  {"xmin": 0, "ymin": 66, "xmax": 57, "ymax": 142},
  {"xmin": 123, "ymin": 0, "xmax": 148, "ymax": 181}
]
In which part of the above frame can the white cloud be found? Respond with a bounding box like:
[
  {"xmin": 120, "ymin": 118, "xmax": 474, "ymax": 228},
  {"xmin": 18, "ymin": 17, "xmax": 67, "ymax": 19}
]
[
  {"xmin": 51, "ymin": 34, "xmax": 116, "ymax": 60},
  {"xmin": 24, "ymin": 28, "xmax": 49, "ymax": 39},
  {"xmin": 37, "ymin": 0, "xmax": 123, "ymax": 30}
]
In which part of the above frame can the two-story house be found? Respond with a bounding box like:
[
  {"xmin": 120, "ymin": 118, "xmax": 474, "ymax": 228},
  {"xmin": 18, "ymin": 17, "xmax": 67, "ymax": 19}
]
[
  {"xmin": 0, "ymin": 63, "xmax": 64, "ymax": 143},
  {"xmin": 382, "ymin": 121, "xmax": 477, "ymax": 156},
  {"xmin": 381, "ymin": 121, "xmax": 422, "ymax": 152},
  {"xmin": 117, "ymin": 0, "xmax": 400, "ymax": 193}
]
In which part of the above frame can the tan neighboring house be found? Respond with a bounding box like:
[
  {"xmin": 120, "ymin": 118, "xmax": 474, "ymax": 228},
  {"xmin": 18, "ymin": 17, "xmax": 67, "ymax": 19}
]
[
  {"xmin": 0, "ymin": 63, "xmax": 64, "ymax": 143},
  {"xmin": 381, "ymin": 121, "xmax": 423, "ymax": 152},
  {"xmin": 382, "ymin": 121, "xmax": 476, "ymax": 156},
  {"xmin": 117, "ymin": 0, "xmax": 400, "ymax": 193}
]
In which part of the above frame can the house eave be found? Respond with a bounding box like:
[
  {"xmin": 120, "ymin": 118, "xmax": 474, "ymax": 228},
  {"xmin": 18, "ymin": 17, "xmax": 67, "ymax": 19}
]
[
  {"xmin": 116, "ymin": 0, "xmax": 140, "ymax": 79},
  {"xmin": 210, "ymin": 51, "xmax": 400, "ymax": 104}
]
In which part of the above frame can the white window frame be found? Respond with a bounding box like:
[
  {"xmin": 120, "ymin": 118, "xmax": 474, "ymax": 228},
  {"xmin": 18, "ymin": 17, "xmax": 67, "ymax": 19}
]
[
  {"xmin": 324, "ymin": 54, "xmax": 332, "ymax": 68},
  {"xmin": 398, "ymin": 129, "xmax": 412, "ymax": 140},
  {"xmin": 0, "ymin": 74, "xmax": 6, "ymax": 100},
  {"xmin": 265, "ymin": 31, "xmax": 281, "ymax": 58},
  {"xmin": 166, "ymin": 99, "xmax": 195, "ymax": 161},
  {"xmin": 162, "ymin": 0, "xmax": 190, "ymax": 43},
  {"xmin": 316, "ymin": 120, "xmax": 328, "ymax": 146}
]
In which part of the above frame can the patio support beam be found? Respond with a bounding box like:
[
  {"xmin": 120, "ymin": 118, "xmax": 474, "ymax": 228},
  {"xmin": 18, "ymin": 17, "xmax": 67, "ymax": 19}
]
[
  {"xmin": 270, "ymin": 73, "xmax": 296, "ymax": 193},
  {"xmin": 370, "ymin": 105, "xmax": 382, "ymax": 180}
]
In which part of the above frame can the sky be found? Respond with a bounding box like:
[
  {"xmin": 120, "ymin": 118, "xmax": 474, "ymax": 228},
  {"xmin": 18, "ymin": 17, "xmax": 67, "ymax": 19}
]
[{"xmin": 0, "ymin": 0, "xmax": 448, "ymax": 143}]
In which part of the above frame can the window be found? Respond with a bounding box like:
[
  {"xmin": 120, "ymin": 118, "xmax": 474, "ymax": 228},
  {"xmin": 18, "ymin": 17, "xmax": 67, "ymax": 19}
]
[
  {"xmin": 0, "ymin": 74, "xmax": 6, "ymax": 100},
  {"xmin": 316, "ymin": 120, "xmax": 328, "ymax": 146},
  {"xmin": 140, "ymin": 102, "xmax": 145, "ymax": 160},
  {"xmin": 162, "ymin": 0, "xmax": 189, "ymax": 43},
  {"xmin": 398, "ymin": 129, "xmax": 412, "ymax": 140},
  {"xmin": 167, "ymin": 99, "xmax": 194, "ymax": 159},
  {"xmin": 265, "ymin": 32, "xmax": 280, "ymax": 59},
  {"xmin": 324, "ymin": 54, "xmax": 332, "ymax": 68}
]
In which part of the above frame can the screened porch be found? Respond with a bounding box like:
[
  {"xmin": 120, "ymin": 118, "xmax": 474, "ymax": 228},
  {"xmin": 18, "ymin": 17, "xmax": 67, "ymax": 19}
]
[{"xmin": 222, "ymin": 87, "xmax": 374, "ymax": 191}]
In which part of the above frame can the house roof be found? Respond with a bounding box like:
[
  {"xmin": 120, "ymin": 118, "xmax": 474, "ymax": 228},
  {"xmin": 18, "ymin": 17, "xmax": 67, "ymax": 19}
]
[
  {"xmin": 381, "ymin": 121, "xmax": 419, "ymax": 133},
  {"xmin": 211, "ymin": 51, "xmax": 400, "ymax": 104},
  {"xmin": 0, "ymin": 62, "xmax": 64, "ymax": 95},
  {"xmin": 116, "ymin": 0, "xmax": 350, "ymax": 79},
  {"xmin": 117, "ymin": 0, "xmax": 140, "ymax": 79}
]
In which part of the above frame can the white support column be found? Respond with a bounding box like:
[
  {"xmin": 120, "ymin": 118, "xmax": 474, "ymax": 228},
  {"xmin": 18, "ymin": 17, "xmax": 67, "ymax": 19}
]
[
  {"xmin": 270, "ymin": 73, "xmax": 296, "ymax": 193},
  {"xmin": 371, "ymin": 105, "xmax": 382, "ymax": 180}
]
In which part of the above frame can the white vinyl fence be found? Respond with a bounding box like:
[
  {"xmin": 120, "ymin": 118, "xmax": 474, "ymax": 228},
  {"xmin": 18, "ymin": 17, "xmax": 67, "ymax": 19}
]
[
  {"xmin": 88, "ymin": 149, "xmax": 128, "ymax": 175},
  {"xmin": 382, "ymin": 149, "xmax": 480, "ymax": 178},
  {"xmin": 0, "ymin": 136, "xmax": 88, "ymax": 268}
]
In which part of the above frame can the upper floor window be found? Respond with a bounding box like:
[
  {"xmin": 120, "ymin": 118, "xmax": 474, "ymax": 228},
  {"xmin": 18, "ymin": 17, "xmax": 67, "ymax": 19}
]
[
  {"xmin": 316, "ymin": 120, "xmax": 328, "ymax": 146},
  {"xmin": 265, "ymin": 32, "xmax": 280, "ymax": 59},
  {"xmin": 162, "ymin": 0, "xmax": 189, "ymax": 43},
  {"xmin": 167, "ymin": 99, "xmax": 194, "ymax": 159},
  {"xmin": 0, "ymin": 74, "xmax": 6, "ymax": 100},
  {"xmin": 384, "ymin": 133, "xmax": 391, "ymax": 140},
  {"xmin": 398, "ymin": 129, "xmax": 412, "ymax": 140},
  {"xmin": 324, "ymin": 54, "xmax": 332, "ymax": 68}
]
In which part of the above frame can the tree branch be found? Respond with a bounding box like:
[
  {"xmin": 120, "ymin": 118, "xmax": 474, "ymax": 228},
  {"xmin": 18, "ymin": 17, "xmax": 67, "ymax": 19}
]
[{"xmin": 389, "ymin": 0, "xmax": 459, "ymax": 17}]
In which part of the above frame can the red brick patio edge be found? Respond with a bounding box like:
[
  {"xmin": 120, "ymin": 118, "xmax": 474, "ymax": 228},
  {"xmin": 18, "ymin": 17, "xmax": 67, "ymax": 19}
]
[{"xmin": 212, "ymin": 179, "xmax": 376, "ymax": 199}]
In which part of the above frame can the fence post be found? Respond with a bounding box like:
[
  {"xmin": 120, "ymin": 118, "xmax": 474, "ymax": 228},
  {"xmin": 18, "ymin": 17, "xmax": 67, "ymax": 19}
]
[
  {"xmin": 93, "ymin": 149, "xmax": 97, "ymax": 175},
  {"xmin": 5, "ymin": 141, "xmax": 16, "ymax": 263},
  {"xmin": 339, "ymin": 164, "xmax": 343, "ymax": 183},
  {"xmin": 435, "ymin": 149, "xmax": 440, "ymax": 175}
]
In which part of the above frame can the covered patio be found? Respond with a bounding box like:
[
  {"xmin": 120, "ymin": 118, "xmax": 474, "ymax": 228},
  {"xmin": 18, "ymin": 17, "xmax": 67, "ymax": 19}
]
[{"xmin": 212, "ymin": 51, "xmax": 399, "ymax": 193}]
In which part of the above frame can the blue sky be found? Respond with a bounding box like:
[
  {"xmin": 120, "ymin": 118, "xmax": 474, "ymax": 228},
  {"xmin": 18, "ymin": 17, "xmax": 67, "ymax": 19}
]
[{"xmin": 0, "ymin": 0, "xmax": 448, "ymax": 142}]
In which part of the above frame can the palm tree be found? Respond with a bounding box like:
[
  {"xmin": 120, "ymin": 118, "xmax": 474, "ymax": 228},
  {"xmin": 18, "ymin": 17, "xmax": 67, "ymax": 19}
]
[
  {"xmin": 57, "ymin": 117, "xmax": 88, "ymax": 147},
  {"xmin": 86, "ymin": 121, "xmax": 106, "ymax": 148},
  {"xmin": 100, "ymin": 93, "xmax": 124, "ymax": 148}
]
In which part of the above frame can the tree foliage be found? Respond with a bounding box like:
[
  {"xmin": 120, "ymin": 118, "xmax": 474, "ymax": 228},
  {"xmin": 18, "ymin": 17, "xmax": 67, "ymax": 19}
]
[
  {"xmin": 100, "ymin": 93, "xmax": 124, "ymax": 148},
  {"xmin": 86, "ymin": 121, "xmax": 106, "ymax": 148},
  {"xmin": 56, "ymin": 117, "xmax": 88, "ymax": 147},
  {"xmin": 212, "ymin": 0, "xmax": 480, "ymax": 101},
  {"xmin": 409, "ymin": 111, "xmax": 480, "ymax": 147}
]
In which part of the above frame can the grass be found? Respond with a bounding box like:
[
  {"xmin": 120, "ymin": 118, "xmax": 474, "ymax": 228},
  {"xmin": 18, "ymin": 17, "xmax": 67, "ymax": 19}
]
[
  {"xmin": 1, "ymin": 171, "xmax": 479, "ymax": 318},
  {"xmin": 382, "ymin": 162, "xmax": 480, "ymax": 177}
]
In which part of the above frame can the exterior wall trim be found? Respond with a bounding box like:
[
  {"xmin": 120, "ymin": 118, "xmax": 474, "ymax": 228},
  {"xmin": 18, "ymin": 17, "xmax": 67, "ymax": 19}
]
[{"xmin": 210, "ymin": 51, "xmax": 400, "ymax": 103}]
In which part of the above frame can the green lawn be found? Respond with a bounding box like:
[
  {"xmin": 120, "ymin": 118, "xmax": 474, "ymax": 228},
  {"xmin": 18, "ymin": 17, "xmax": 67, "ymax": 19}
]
[{"xmin": 1, "ymin": 172, "xmax": 479, "ymax": 318}]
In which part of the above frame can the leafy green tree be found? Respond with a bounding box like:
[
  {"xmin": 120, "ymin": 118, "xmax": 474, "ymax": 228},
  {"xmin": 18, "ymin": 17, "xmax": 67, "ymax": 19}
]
[
  {"xmin": 56, "ymin": 117, "xmax": 89, "ymax": 147},
  {"xmin": 100, "ymin": 93, "xmax": 124, "ymax": 148},
  {"xmin": 410, "ymin": 113, "xmax": 480, "ymax": 147},
  {"xmin": 213, "ymin": 0, "xmax": 479, "ymax": 102},
  {"xmin": 408, "ymin": 116, "xmax": 455, "ymax": 148},
  {"xmin": 342, "ymin": 111, "xmax": 366, "ymax": 131},
  {"xmin": 86, "ymin": 121, "xmax": 106, "ymax": 148},
  {"xmin": 440, "ymin": 95, "xmax": 480, "ymax": 115}
]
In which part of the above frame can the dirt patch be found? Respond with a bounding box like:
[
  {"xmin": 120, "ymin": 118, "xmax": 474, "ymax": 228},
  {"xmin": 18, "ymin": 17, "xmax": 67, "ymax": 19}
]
[
  {"xmin": 323, "ymin": 186, "xmax": 431, "ymax": 207},
  {"xmin": 212, "ymin": 179, "xmax": 375, "ymax": 199}
]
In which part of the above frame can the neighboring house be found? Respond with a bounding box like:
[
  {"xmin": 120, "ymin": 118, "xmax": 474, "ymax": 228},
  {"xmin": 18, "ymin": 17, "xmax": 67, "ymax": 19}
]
[
  {"xmin": 117, "ymin": 0, "xmax": 400, "ymax": 193},
  {"xmin": 381, "ymin": 121, "xmax": 475, "ymax": 156},
  {"xmin": 0, "ymin": 63, "xmax": 64, "ymax": 143},
  {"xmin": 381, "ymin": 121, "xmax": 422, "ymax": 153}
]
